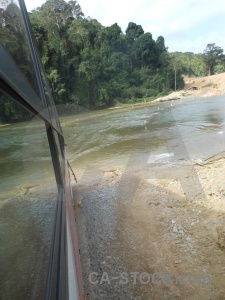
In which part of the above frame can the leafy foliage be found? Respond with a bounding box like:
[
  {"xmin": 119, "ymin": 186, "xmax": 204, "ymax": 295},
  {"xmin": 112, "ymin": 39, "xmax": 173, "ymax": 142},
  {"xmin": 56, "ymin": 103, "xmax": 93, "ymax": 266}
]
[
  {"xmin": 2, "ymin": 1, "xmax": 225, "ymax": 124},
  {"xmin": 170, "ymin": 45, "xmax": 225, "ymax": 78},
  {"xmin": 203, "ymin": 43, "xmax": 224, "ymax": 76},
  {"xmin": 31, "ymin": 1, "xmax": 185, "ymax": 108},
  {"xmin": 0, "ymin": 0, "xmax": 185, "ymax": 123}
]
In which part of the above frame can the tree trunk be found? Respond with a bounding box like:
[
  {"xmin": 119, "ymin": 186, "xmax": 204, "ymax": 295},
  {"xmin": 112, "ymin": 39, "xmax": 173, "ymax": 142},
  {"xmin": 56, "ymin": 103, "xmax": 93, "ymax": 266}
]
[
  {"xmin": 174, "ymin": 67, "xmax": 177, "ymax": 91},
  {"xmin": 208, "ymin": 65, "xmax": 213, "ymax": 76}
]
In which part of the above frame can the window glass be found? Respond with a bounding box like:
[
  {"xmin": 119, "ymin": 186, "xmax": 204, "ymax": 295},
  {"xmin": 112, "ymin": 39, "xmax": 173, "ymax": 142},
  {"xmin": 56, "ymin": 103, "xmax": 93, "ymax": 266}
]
[
  {"xmin": 0, "ymin": 0, "xmax": 42, "ymax": 106},
  {"xmin": 0, "ymin": 92, "xmax": 57, "ymax": 299}
]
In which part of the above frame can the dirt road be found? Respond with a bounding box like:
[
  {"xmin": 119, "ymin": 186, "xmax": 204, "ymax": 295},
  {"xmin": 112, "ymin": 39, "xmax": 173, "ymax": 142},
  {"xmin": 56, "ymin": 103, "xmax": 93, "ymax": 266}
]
[
  {"xmin": 154, "ymin": 72, "xmax": 225, "ymax": 103},
  {"xmin": 74, "ymin": 153, "xmax": 225, "ymax": 299}
]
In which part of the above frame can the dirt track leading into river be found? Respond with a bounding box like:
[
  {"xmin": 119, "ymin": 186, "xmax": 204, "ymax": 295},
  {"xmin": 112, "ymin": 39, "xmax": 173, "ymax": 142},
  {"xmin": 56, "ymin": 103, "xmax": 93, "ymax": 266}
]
[
  {"xmin": 74, "ymin": 151, "xmax": 225, "ymax": 299},
  {"xmin": 70, "ymin": 89, "xmax": 225, "ymax": 299},
  {"xmin": 153, "ymin": 72, "xmax": 225, "ymax": 103}
]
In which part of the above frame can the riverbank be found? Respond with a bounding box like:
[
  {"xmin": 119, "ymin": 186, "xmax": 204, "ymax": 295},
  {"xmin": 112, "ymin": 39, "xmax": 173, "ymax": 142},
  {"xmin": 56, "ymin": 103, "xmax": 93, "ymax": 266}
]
[
  {"xmin": 153, "ymin": 72, "xmax": 225, "ymax": 103},
  {"xmin": 71, "ymin": 95, "xmax": 225, "ymax": 299},
  {"xmin": 112, "ymin": 72, "xmax": 225, "ymax": 107},
  {"xmin": 75, "ymin": 151, "xmax": 225, "ymax": 299}
]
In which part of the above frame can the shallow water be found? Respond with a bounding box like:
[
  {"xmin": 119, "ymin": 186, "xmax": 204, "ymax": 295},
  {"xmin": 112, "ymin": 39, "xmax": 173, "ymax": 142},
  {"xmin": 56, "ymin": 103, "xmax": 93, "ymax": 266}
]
[
  {"xmin": 60, "ymin": 95, "xmax": 225, "ymax": 177},
  {"xmin": 1, "ymin": 95, "xmax": 225, "ymax": 298},
  {"xmin": 1, "ymin": 96, "xmax": 225, "ymax": 193}
]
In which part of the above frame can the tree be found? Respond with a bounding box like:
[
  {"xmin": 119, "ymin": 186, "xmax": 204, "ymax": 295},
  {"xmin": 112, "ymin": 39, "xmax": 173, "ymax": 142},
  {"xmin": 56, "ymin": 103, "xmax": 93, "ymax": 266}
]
[
  {"xmin": 155, "ymin": 36, "xmax": 168, "ymax": 68},
  {"xmin": 1, "ymin": 0, "xmax": 185, "ymax": 122},
  {"xmin": 170, "ymin": 53, "xmax": 183, "ymax": 91},
  {"xmin": 170, "ymin": 52, "xmax": 207, "ymax": 77},
  {"xmin": 203, "ymin": 43, "xmax": 224, "ymax": 76},
  {"xmin": 131, "ymin": 32, "xmax": 156, "ymax": 68},
  {"xmin": 125, "ymin": 22, "xmax": 144, "ymax": 46},
  {"xmin": 155, "ymin": 36, "xmax": 167, "ymax": 54},
  {"xmin": 171, "ymin": 54, "xmax": 178, "ymax": 91}
]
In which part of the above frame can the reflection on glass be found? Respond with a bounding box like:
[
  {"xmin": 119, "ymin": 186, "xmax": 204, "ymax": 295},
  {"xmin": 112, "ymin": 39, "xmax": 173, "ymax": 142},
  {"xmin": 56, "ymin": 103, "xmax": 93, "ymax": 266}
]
[
  {"xmin": 0, "ymin": 0, "xmax": 40, "ymax": 96},
  {"xmin": 0, "ymin": 93, "xmax": 57, "ymax": 299}
]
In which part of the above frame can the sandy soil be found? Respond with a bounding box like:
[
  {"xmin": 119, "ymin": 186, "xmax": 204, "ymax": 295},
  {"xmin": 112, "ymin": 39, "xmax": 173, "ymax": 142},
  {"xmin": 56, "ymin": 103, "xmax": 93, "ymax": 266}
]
[
  {"xmin": 153, "ymin": 72, "xmax": 225, "ymax": 102},
  {"xmin": 74, "ymin": 74, "xmax": 225, "ymax": 299},
  {"xmin": 74, "ymin": 151, "xmax": 225, "ymax": 299},
  {"xmin": 116, "ymin": 157, "xmax": 225, "ymax": 299}
]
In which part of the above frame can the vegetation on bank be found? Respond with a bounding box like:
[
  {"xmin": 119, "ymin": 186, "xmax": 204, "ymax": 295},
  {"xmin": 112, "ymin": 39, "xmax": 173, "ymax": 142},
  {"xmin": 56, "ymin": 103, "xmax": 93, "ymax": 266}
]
[
  {"xmin": 170, "ymin": 44, "xmax": 225, "ymax": 78},
  {"xmin": 0, "ymin": 0, "xmax": 225, "ymax": 123}
]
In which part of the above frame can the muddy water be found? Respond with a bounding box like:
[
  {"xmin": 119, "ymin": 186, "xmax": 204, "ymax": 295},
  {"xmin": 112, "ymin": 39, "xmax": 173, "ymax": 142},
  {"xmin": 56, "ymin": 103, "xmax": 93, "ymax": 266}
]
[
  {"xmin": 61, "ymin": 95, "xmax": 225, "ymax": 177},
  {"xmin": 1, "ymin": 95, "xmax": 225, "ymax": 192},
  {"xmin": 1, "ymin": 95, "xmax": 225, "ymax": 299},
  {"xmin": 60, "ymin": 95, "xmax": 225, "ymax": 299}
]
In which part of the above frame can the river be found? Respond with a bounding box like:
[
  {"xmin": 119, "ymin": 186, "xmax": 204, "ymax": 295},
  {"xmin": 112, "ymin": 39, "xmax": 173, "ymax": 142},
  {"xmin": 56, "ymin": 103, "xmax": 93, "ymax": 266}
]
[
  {"xmin": 62, "ymin": 95, "xmax": 225, "ymax": 178},
  {"xmin": 1, "ymin": 95, "xmax": 225, "ymax": 299},
  {"xmin": 1, "ymin": 95, "xmax": 225, "ymax": 192}
]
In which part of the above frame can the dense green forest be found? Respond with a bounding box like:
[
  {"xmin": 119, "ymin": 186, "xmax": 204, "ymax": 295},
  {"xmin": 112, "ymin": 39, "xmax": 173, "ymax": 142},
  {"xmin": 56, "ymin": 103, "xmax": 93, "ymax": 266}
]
[
  {"xmin": 0, "ymin": 0, "xmax": 225, "ymax": 123},
  {"xmin": 29, "ymin": 0, "xmax": 184, "ymax": 107},
  {"xmin": 170, "ymin": 45, "xmax": 225, "ymax": 78}
]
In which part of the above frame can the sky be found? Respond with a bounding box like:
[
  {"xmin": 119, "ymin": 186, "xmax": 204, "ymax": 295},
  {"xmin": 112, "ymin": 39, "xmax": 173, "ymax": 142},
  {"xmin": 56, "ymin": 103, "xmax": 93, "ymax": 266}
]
[{"xmin": 25, "ymin": 0, "xmax": 225, "ymax": 53}]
